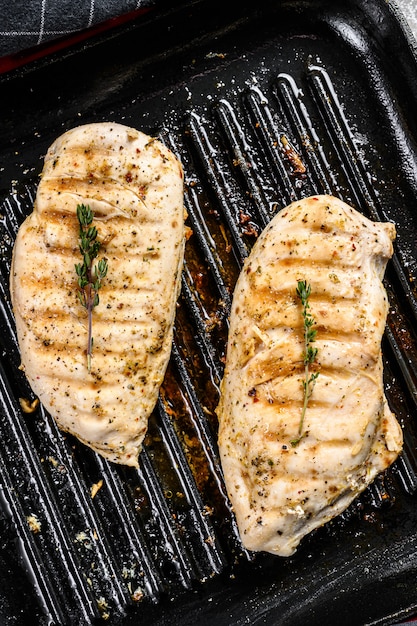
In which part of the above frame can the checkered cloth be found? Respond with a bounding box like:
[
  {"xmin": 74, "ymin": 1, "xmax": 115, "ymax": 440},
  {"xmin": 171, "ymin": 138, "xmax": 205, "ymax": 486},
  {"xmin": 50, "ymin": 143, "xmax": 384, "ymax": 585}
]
[{"xmin": 0, "ymin": 0, "xmax": 156, "ymax": 57}]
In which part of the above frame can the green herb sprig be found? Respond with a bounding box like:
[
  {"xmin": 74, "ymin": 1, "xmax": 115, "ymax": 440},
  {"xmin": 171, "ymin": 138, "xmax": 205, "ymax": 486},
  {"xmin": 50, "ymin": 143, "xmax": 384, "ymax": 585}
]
[
  {"xmin": 291, "ymin": 280, "xmax": 319, "ymax": 446},
  {"xmin": 75, "ymin": 204, "xmax": 108, "ymax": 372}
]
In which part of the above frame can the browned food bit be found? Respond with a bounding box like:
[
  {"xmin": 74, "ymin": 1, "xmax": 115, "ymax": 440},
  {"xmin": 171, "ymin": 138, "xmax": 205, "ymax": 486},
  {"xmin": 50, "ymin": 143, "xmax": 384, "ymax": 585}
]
[
  {"xmin": 280, "ymin": 134, "xmax": 306, "ymax": 175},
  {"xmin": 19, "ymin": 397, "xmax": 40, "ymax": 413}
]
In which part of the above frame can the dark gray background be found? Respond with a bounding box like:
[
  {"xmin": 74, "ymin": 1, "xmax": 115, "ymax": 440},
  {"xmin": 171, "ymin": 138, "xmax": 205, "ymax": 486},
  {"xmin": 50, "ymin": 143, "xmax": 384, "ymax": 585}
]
[{"xmin": 0, "ymin": 0, "xmax": 156, "ymax": 56}]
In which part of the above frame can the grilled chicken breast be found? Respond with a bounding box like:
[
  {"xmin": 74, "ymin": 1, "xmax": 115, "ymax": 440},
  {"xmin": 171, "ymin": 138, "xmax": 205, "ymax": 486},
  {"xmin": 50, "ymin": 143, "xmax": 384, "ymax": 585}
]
[
  {"xmin": 217, "ymin": 195, "xmax": 403, "ymax": 556},
  {"xmin": 10, "ymin": 122, "xmax": 185, "ymax": 467}
]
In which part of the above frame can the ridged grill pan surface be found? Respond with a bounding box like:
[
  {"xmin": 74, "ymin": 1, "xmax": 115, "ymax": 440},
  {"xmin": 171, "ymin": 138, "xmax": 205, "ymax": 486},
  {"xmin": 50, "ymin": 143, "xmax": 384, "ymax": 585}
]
[{"xmin": 1, "ymin": 1, "xmax": 417, "ymax": 624}]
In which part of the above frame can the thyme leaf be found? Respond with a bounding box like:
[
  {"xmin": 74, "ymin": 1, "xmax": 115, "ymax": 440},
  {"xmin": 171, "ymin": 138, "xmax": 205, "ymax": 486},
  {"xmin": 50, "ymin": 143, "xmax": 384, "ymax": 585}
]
[
  {"xmin": 74, "ymin": 204, "xmax": 108, "ymax": 372},
  {"xmin": 291, "ymin": 280, "xmax": 319, "ymax": 447}
]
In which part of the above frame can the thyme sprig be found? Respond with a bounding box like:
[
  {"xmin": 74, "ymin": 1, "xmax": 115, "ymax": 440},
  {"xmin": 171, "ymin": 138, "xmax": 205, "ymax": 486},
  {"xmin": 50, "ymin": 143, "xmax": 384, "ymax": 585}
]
[
  {"xmin": 75, "ymin": 204, "xmax": 108, "ymax": 372},
  {"xmin": 291, "ymin": 280, "xmax": 319, "ymax": 447}
]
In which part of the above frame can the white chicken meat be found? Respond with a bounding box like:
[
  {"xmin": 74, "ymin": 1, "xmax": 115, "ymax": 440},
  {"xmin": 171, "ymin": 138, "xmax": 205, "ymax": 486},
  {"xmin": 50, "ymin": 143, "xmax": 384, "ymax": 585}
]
[
  {"xmin": 217, "ymin": 194, "xmax": 403, "ymax": 556},
  {"xmin": 10, "ymin": 122, "xmax": 185, "ymax": 467}
]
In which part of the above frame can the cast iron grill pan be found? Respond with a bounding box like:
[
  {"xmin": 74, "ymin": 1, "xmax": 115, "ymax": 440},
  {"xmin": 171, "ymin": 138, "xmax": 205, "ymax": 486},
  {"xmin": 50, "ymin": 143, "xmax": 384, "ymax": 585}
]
[{"xmin": 1, "ymin": 0, "xmax": 417, "ymax": 623}]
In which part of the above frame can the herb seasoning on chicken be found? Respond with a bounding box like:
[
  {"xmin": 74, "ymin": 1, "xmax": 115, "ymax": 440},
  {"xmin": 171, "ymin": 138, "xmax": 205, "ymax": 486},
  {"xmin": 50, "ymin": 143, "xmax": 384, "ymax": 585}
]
[
  {"xmin": 10, "ymin": 122, "xmax": 185, "ymax": 467},
  {"xmin": 217, "ymin": 195, "xmax": 403, "ymax": 556}
]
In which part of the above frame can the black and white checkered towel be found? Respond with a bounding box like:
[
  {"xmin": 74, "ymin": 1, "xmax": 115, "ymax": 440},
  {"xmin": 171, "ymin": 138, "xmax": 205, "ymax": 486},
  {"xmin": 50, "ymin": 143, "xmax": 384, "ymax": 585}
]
[{"xmin": 0, "ymin": 0, "xmax": 156, "ymax": 57}]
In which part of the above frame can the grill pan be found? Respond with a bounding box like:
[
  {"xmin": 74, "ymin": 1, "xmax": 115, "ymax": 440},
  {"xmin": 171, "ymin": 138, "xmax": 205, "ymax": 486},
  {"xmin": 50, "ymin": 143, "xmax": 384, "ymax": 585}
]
[{"xmin": 1, "ymin": 0, "xmax": 417, "ymax": 623}]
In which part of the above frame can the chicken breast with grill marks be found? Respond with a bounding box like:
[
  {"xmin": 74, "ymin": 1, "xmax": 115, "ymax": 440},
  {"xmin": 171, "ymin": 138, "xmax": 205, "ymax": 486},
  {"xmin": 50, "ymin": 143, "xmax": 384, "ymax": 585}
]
[
  {"xmin": 217, "ymin": 194, "xmax": 403, "ymax": 556},
  {"xmin": 10, "ymin": 122, "xmax": 185, "ymax": 467}
]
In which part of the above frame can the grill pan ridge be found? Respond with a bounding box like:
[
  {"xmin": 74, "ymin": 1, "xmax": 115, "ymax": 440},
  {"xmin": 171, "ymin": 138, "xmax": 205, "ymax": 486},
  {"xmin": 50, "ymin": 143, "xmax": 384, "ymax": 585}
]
[{"xmin": 2, "ymin": 0, "xmax": 417, "ymax": 624}]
